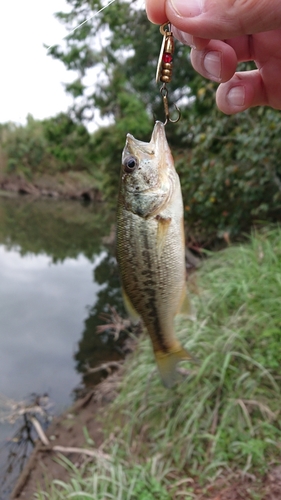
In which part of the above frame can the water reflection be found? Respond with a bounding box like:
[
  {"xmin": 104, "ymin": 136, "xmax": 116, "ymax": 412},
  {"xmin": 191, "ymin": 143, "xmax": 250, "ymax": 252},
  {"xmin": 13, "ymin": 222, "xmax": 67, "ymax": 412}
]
[
  {"xmin": 0, "ymin": 196, "xmax": 124, "ymax": 496},
  {"xmin": 0, "ymin": 196, "xmax": 113, "ymax": 262},
  {"xmin": 0, "ymin": 246, "xmax": 105, "ymax": 406},
  {"xmin": 75, "ymin": 251, "xmax": 126, "ymax": 387}
]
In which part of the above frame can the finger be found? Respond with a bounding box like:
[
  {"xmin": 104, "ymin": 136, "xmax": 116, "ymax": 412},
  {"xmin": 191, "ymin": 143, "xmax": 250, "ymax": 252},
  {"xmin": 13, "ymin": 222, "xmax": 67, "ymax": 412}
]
[
  {"xmin": 164, "ymin": 0, "xmax": 281, "ymax": 40},
  {"xmin": 216, "ymin": 71, "xmax": 267, "ymax": 114},
  {"xmin": 171, "ymin": 27, "xmax": 210, "ymax": 50},
  {"xmin": 225, "ymin": 31, "xmax": 281, "ymax": 65},
  {"xmin": 145, "ymin": 1, "xmax": 211, "ymax": 50},
  {"xmin": 190, "ymin": 41, "xmax": 237, "ymax": 83},
  {"xmin": 145, "ymin": 0, "xmax": 166, "ymax": 24}
]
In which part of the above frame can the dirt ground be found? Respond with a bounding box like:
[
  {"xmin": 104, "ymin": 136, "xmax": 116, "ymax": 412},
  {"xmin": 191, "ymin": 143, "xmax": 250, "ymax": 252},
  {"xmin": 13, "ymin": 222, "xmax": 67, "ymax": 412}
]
[
  {"xmin": 10, "ymin": 373, "xmax": 120, "ymax": 499},
  {"xmin": 10, "ymin": 372, "xmax": 281, "ymax": 500},
  {"xmin": 0, "ymin": 173, "xmax": 101, "ymax": 201}
]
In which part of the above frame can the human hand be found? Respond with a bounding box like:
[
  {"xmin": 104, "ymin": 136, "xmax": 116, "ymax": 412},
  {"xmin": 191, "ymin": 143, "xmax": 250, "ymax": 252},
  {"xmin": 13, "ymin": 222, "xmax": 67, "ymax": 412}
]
[{"xmin": 145, "ymin": 0, "xmax": 281, "ymax": 114}]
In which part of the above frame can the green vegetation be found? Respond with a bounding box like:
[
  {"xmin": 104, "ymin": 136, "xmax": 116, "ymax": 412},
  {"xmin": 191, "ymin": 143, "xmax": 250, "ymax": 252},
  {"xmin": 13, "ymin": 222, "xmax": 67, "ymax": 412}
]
[
  {"xmin": 35, "ymin": 455, "xmax": 173, "ymax": 500},
  {"xmin": 0, "ymin": 114, "xmax": 94, "ymax": 177},
  {"xmin": 0, "ymin": 114, "xmax": 101, "ymax": 199},
  {"xmin": 177, "ymin": 105, "xmax": 281, "ymax": 243},
  {"xmin": 35, "ymin": 227, "xmax": 281, "ymax": 499}
]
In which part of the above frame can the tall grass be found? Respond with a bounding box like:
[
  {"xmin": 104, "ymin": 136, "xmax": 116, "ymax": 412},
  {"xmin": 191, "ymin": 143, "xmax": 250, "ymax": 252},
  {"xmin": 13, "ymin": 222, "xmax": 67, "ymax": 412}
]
[
  {"xmin": 35, "ymin": 451, "xmax": 173, "ymax": 500},
  {"xmin": 36, "ymin": 228, "xmax": 281, "ymax": 498},
  {"xmin": 108, "ymin": 227, "xmax": 281, "ymax": 475}
]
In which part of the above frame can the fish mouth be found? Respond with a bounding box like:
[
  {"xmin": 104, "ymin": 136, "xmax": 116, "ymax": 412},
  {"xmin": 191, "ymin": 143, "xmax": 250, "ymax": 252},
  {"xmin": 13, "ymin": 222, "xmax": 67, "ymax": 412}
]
[
  {"xmin": 150, "ymin": 120, "xmax": 167, "ymax": 149},
  {"xmin": 123, "ymin": 121, "xmax": 168, "ymax": 159}
]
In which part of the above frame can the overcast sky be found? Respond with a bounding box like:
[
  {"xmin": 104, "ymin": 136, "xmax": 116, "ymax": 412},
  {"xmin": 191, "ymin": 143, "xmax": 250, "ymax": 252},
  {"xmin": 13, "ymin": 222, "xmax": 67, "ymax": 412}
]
[{"xmin": 0, "ymin": 0, "xmax": 76, "ymax": 125}]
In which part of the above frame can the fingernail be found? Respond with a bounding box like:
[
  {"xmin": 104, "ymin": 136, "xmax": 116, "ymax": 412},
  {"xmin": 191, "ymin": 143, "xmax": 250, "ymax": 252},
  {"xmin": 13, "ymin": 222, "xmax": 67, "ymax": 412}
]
[
  {"xmin": 227, "ymin": 86, "xmax": 245, "ymax": 107},
  {"xmin": 182, "ymin": 33, "xmax": 195, "ymax": 48},
  {"xmin": 182, "ymin": 32, "xmax": 195, "ymax": 49},
  {"xmin": 172, "ymin": 27, "xmax": 195, "ymax": 47},
  {"xmin": 170, "ymin": 0, "xmax": 203, "ymax": 17},
  {"xmin": 204, "ymin": 51, "xmax": 222, "ymax": 81}
]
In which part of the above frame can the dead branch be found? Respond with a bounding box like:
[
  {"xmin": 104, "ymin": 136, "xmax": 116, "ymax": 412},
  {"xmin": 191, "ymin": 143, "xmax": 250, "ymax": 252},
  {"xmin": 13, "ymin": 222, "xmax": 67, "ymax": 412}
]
[
  {"xmin": 30, "ymin": 417, "xmax": 50, "ymax": 446},
  {"xmin": 85, "ymin": 360, "xmax": 124, "ymax": 376},
  {"xmin": 96, "ymin": 306, "xmax": 131, "ymax": 339},
  {"xmin": 51, "ymin": 445, "xmax": 111, "ymax": 460},
  {"xmin": 30, "ymin": 416, "xmax": 111, "ymax": 460}
]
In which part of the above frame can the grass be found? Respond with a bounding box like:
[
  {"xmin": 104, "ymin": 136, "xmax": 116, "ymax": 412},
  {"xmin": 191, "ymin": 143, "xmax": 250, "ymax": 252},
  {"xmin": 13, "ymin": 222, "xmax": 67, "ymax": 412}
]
[
  {"xmin": 34, "ymin": 452, "xmax": 173, "ymax": 500},
  {"xmin": 36, "ymin": 227, "xmax": 281, "ymax": 499}
]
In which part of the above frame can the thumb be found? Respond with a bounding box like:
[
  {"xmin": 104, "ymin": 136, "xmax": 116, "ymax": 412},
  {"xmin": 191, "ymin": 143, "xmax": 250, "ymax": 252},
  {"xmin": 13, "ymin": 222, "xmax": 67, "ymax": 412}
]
[{"xmin": 162, "ymin": 0, "xmax": 281, "ymax": 39}]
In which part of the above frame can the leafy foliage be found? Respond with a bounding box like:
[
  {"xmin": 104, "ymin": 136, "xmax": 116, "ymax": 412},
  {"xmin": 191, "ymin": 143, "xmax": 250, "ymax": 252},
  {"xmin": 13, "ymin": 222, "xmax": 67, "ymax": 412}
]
[
  {"xmin": 48, "ymin": 0, "xmax": 192, "ymax": 123},
  {"xmin": 43, "ymin": 113, "xmax": 91, "ymax": 171},
  {"xmin": 0, "ymin": 113, "xmax": 94, "ymax": 177},
  {"xmin": 0, "ymin": 116, "xmax": 48, "ymax": 178},
  {"xmin": 177, "ymin": 105, "xmax": 281, "ymax": 243}
]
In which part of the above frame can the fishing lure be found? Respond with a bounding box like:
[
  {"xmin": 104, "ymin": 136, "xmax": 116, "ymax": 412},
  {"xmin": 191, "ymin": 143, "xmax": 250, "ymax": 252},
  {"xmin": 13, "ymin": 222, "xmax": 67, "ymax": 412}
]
[{"xmin": 156, "ymin": 22, "xmax": 181, "ymax": 125}]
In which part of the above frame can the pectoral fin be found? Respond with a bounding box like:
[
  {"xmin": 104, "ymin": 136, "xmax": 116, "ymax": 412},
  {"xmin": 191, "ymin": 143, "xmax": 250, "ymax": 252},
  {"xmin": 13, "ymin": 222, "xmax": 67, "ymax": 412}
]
[
  {"xmin": 155, "ymin": 345, "xmax": 193, "ymax": 389},
  {"xmin": 156, "ymin": 216, "xmax": 171, "ymax": 257},
  {"xmin": 177, "ymin": 287, "xmax": 193, "ymax": 318},
  {"xmin": 122, "ymin": 287, "xmax": 140, "ymax": 325}
]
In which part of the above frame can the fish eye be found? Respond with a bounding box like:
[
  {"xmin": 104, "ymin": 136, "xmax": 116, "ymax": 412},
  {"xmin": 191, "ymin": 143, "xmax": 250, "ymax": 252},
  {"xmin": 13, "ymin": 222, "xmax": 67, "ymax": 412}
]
[{"xmin": 123, "ymin": 155, "xmax": 138, "ymax": 173}]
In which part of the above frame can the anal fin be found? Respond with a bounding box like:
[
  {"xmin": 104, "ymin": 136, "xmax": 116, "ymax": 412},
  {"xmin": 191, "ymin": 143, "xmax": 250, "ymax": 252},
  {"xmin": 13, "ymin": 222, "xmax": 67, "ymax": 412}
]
[{"xmin": 177, "ymin": 286, "xmax": 195, "ymax": 319}]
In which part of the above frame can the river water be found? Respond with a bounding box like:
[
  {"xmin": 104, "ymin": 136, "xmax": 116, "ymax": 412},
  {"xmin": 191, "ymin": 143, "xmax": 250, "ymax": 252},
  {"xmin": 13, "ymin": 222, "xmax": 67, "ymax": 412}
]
[{"xmin": 0, "ymin": 195, "xmax": 124, "ymax": 497}]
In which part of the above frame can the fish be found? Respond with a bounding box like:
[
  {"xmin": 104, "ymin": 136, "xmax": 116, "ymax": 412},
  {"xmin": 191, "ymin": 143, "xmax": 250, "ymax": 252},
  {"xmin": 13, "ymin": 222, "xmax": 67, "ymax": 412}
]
[{"xmin": 116, "ymin": 121, "xmax": 193, "ymax": 388}]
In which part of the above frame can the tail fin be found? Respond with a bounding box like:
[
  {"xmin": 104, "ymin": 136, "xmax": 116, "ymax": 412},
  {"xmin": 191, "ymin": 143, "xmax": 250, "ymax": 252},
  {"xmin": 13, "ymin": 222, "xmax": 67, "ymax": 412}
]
[{"xmin": 155, "ymin": 346, "xmax": 193, "ymax": 389}]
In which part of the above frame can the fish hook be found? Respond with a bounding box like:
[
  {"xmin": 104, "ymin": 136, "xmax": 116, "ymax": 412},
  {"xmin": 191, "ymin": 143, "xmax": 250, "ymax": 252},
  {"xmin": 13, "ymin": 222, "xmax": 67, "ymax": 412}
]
[{"xmin": 160, "ymin": 84, "xmax": 181, "ymax": 126}]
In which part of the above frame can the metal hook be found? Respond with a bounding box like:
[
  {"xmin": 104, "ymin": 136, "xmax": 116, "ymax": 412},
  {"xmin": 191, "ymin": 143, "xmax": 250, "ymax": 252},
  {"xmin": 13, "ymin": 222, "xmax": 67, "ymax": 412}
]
[
  {"xmin": 159, "ymin": 21, "xmax": 171, "ymax": 37},
  {"xmin": 161, "ymin": 84, "xmax": 181, "ymax": 125}
]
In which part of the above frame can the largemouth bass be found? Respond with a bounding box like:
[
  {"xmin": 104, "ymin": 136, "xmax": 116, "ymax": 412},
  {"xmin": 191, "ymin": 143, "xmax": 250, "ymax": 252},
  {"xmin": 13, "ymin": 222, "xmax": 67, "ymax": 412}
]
[{"xmin": 117, "ymin": 121, "xmax": 192, "ymax": 388}]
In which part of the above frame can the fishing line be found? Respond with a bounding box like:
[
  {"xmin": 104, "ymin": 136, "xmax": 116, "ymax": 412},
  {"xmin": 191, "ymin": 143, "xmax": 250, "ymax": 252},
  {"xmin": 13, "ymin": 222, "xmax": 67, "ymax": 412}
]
[{"xmin": 46, "ymin": 0, "xmax": 117, "ymax": 52}]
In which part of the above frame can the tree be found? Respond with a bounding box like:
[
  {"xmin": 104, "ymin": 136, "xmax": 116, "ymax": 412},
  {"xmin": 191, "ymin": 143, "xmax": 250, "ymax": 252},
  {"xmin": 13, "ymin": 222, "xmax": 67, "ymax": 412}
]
[{"xmin": 48, "ymin": 1, "xmax": 194, "ymax": 134}]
